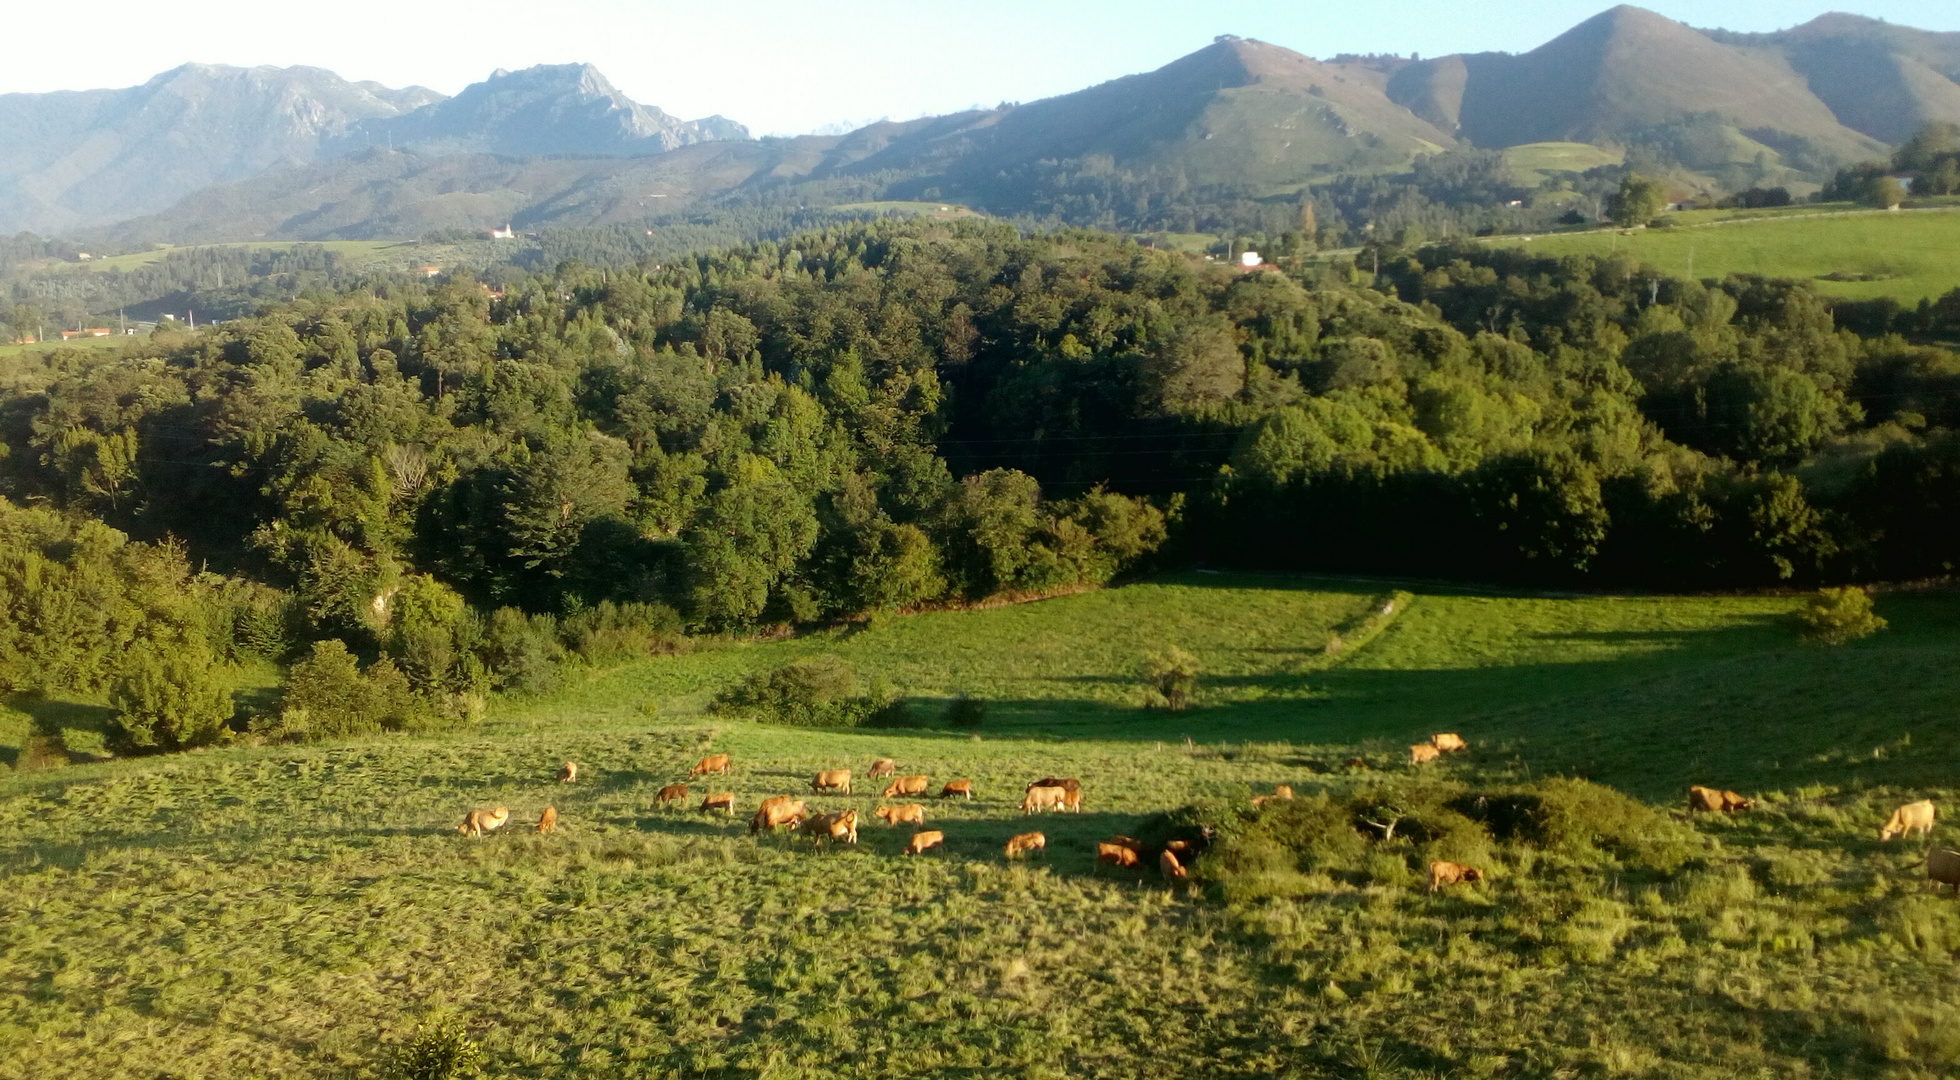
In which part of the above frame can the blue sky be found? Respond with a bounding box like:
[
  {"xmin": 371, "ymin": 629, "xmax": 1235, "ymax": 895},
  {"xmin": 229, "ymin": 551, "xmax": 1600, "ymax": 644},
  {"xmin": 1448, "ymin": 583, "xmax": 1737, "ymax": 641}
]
[{"xmin": 8, "ymin": 1, "xmax": 1958, "ymax": 135}]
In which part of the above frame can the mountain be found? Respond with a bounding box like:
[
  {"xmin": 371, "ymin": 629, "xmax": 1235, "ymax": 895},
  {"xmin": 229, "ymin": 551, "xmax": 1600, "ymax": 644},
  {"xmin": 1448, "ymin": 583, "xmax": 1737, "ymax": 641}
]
[
  {"xmin": 1387, "ymin": 6, "xmax": 1887, "ymax": 164},
  {"xmin": 337, "ymin": 64, "xmax": 746, "ymax": 158},
  {"xmin": 0, "ymin": 63, "xmax": 745, "ymax": 235},
  {"xmin": 0, "ymin": 64, "xmax": 440, "ymax": 233},
  {"xmin": 1708, "ymin": 13, "xmax": 1960, "ymax": 144}
]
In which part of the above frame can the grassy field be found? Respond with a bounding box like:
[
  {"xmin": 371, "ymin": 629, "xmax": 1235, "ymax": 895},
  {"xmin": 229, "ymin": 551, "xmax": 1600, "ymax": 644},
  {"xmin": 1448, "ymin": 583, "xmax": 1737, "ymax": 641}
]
[
  {"xmin": 4, "ymin": 575, "xmax": 1960, "ymax": 1078},
  {"xmin": 1499, "ymin": 142, "xmax": 1623, "ymax": 186},
  {"xmin": 830, "ymin": 202, "xmax": 986, "ymax": 220},
  {"xmin": 1491, "ymin": 206, "xmax": 1960, "ymax": 305},
  {"xmin": 70, "ymin": 240, "xmax": 411, "ymax": 274}
]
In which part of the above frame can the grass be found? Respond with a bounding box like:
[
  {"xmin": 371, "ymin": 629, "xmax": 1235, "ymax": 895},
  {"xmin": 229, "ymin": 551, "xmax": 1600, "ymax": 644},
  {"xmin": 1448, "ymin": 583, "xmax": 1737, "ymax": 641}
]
[
  {"xmin": 72, "ymin": 240, "xmax": 410, "ymax": 274},
  {"xmin": 829, "ymin": 202, "xmax": 985, "ymax": 219},
  {"xmin": 1500, "ymin": 141, "xmax": 1623, "ymax": 186},
  {"xmin": 1491, "ymin": 205, "xmax": 1960, "ymax": 305},
  {"xmin": 4, "ymin": 574, "xmax": 1960, "ymax": 1078},
  {"xmin": 0, "ymin": 335, "xmax": 130, "ymax": 359}
]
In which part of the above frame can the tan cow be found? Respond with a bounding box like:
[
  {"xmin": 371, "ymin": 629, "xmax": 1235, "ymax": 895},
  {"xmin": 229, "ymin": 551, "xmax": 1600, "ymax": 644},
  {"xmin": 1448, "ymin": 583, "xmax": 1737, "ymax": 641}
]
[
  {"xmin": 1026, "ymin": 777, "xmax": 1080, "ymax": 793},
  {"xmin": 868, "ymin": 758, "xmax": 897, "ymax": 778},
  {"xmin": 656, "ymin": 783, "xmax": 689, "ymax": 807},
  {"xmin": 811, "ymin": 769, "xmax": 852, "ymax": 794},
  {"xmin": 1097, "ymin": 842, "xmax": 1141, "ymax": 870},
  {"xmin": 805, "ymin": 808, "xmax": 858, "ymax": 845},
  {"xmin": 883, "ymin": 774, "xmax": 929, "ymax": 798},
  {"xmin": 905, "ymin": 830, "xmax": 944, "ymax": 856},
  {"xmin": 1022, "ymin": 785, "xmax": 1068, "ymax": 813},
  {"xmin": 1927, "ymin": 849, "xmax": 1960, "ymax": 894},
  {"xmin": 749, "ymin": 796, "xmax": 808, "ymax": 834},
  {"xmin": 1251, "ymin": 784, "xmax": 1296, "ymax": 809},
  {"xmin": 875, "ymin": 803, "xmax": 926, "ymax": 826},
  {"xmin": 457, "ymin": 806, "xmax": 509, "ymax": 838},
  {"xmin": 1160, "ymin": 849, "xmax": 1189, "ymax": 884},
  {"xmin": 1880, "ymin": 799, "xmax": 1937, "ymax": 841},
  {"xmin": 940, "ymin": 778, "xmax": 973, "ymax": 800},
  {"xmin": 536, "ymin": 806, "xmax": 557, "ymax": 834},
  {"xmin": 1107, "ymin": 835, "xmax": 1142, "ymax": 851},
  {"xmin": 1431, "ymin": 733, "xmax": 1468, "ymax": 753},
  {"xmin": 1005, "ymin": 832, "xmax": 1046, "ymax": 858},
  {"xmin": 1688, "ymin": 786, "xmax": 1755, "ymax": 814},
  {"xmin": 700, "ymin": 791, "xmax": 735, "ymax": 815},
  {"xmin": 1060, "ymin": 788, "xmax": 1083, "ymax": 813},
  {"xmin": 557, "ymin": 761, "xmax": 579, "ymax": 783},
  {"xmin": 1428, "ymin": 860, "xmax": 1485, "ymax": 891},
  {"xmin": 1409, "ymin": 743, "xmax": 1441, "ymax": 765},
  {"xmin": 689, "ymin": 753, "xmax": 732, "ymax": 778}
]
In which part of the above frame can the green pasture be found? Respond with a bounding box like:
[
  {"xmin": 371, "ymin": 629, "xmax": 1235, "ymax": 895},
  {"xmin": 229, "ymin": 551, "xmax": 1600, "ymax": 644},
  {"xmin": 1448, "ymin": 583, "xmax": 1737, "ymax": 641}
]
[
  {"xmin": 1499, "ymin": 141, "xmax": 1622, "ymax": 186},
  {"xmin": 1494, "ymin": 207, "xmax": 1960, "ymax": 305},
  {"xmin": 5, "ymin": 576, "xmax": 1960, "ymax": 1078},
  {"xmin": 829, "ymin": 202, "xmax": 985, "ymax": 220},
  {"xmin": 72, "ymin": 240, "xmax": 412, "ymax": 274}
]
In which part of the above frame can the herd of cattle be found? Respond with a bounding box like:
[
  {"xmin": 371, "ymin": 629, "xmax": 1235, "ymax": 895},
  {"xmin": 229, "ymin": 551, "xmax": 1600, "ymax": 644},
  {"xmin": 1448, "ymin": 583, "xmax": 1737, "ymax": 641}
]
[{"xmin": 453, "ymin": 740, "xmax": 1960, "ymax": 895}]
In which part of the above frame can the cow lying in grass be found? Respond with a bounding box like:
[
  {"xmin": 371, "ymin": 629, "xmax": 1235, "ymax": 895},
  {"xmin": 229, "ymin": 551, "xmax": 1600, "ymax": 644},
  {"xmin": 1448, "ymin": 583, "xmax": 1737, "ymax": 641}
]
[{"xmin": 1687, "ymin": 786, "xmax": 1754, "ymax": 814}]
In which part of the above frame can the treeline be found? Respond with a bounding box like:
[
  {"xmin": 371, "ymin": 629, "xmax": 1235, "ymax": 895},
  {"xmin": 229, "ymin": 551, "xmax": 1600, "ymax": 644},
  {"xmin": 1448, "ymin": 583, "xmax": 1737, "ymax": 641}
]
[
  {"xmin": 13, "ymin": 218, "xmax": 1960, "ymax": 751},
  {"xmin": 1822, "ymin": 122, "xmax": 1960, "ymax": 203}
]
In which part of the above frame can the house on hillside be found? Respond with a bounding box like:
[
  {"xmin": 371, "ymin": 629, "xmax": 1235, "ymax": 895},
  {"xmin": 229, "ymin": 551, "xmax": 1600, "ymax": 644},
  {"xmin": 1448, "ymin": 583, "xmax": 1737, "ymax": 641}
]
[{"xmin": 490, "ymin": 224, "xmax": 516, "ymax": 239}]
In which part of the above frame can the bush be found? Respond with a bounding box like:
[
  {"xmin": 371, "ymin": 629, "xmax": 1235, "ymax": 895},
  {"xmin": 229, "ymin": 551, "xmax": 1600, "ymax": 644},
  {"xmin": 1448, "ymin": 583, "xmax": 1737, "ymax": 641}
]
[
  {"xmin": 1797, "ymin": 586, "xmax": 1887, "ymax": 645},
  {"xmin": 386, "ymin": 1017, "xmax": 484, "ymax": 1080},
  {"xmin": 279, "ymin": 639, "xmax": 432, "ymax": 740},
  {"xmin": 559, "ymin": 600, "xmax": 683, "ymax": 666},
  {"xmin": 483, "ymin": 607, "xmax": 564, "ymax": 694},
  {"xmin": 108, "ymin": 639, "xmax": 234, "ymax": 751},
  {"xmin": 710, "ymin": 655, "xmax": 894, "ymax": 727},
  {"xmin": 1143, "ymin": 647, "xmax": 1200, "ymax": 710}
]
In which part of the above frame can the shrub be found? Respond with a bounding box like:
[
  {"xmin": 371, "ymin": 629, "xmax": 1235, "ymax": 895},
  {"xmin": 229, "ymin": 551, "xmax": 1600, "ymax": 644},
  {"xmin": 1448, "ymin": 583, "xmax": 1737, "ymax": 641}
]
[
  {"xmin": 559, "ymin": 600, "xmax": 683, "ymax": 666},
  {"xmin": 280, "ymin": 639, "xmax": 433, "ymax": 740},
  {"xmin": 108, "ymin": 639, "xmax": 234, "ymax": 751},
  {"xmin": 483, "ymin": 607, "xmax": 563, "ymax": 694},
  {"xmin": 1797, "ymin": 586, "xmax": 1887, "ymax": 645},
  {"xmin": 710, "ymin": 655, "xmax": 894, "ymax": 727},
  {"xmin": 1143, "ymin": 647, "xmax": 1200, "ymax": 710},
  {"xmin": 386, "ymin": 1017, "xmax": 484, "ymax": 1080}
]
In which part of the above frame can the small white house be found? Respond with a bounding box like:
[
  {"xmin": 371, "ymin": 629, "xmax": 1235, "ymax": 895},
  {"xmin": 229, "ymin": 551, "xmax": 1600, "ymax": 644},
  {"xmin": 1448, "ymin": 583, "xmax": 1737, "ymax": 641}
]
[
  {"xmin": 1240, "ymin": 251, "xmax": 1262, "ymax": 268},
  {"xmin": 490, "ymin": 224, "xmax": 516, "ymax": 239}
]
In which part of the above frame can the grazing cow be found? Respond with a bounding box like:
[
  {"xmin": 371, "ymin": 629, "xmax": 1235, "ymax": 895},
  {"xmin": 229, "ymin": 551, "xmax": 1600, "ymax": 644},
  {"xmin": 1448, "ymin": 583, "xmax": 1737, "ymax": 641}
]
[
  {"xmin": 689, "ymin": 753, "xmax": 731, "ymax": 778},
  {"xmin": 1409, "ymin": 743, "xmax": 1441, "ymax": 765},
  {"xmin": 1005, "ymin": 832, "xmax": 1046, "ymax": 858},
  {"xmin": 558, "ymin": 761, "xmax": 579, "ymax": 783},
  {"xmin": 1160, "ymin": 849, "xmax": 1189, "ymax": 885},
  {"xmin": 457, "ymin": 807, "xmax": 509, "ymax": 838},
  {"xmin": 700, "ymin": 791, "xmax": 735, "ymax": 815},
  {"xmin": 875, "ymin": 803, "xmax": 926, "ymax": 826},
  {"xmin": 1060, "ymin": 787, "xmax": 1083, "ymax": 813},
  {"xmin": 868, "ymin": 758, "xmax": 897, "ymax": 778},
  {"xmin": 749, "ymin": 796, "xmax": 808, "ymax": 834},
  {"xmin": 1880, "ymin": 799, "xmax": 1937, "ymax": 841},
  {"xmin": 811, "ymin": 769, "xmax": 852, "ymax": 794},
  {"xmin": 536, "ymin": 806, "xmax": 557, "ymax": 834},
  {"xmin": 1097, "ymin": 842, "xmax": 1141, "ymax": 870},
  {"xmin": 1026, "ymin": 777, "xmax": 1080, "ymax": 793},
  {"xmin": 884, "ymin": 774, "xmax": 929, "ymax": 798},
  {"xmin": 1688, "ymin": 786, "xmax": 1755, "ymax": 814},
  {"xmin": 905, "ymin": 830, "xmax": 944, "ymax": 856},
  {"xmin": 1022, "ymin": 785, "xmax": 1068, "ymax": 814},
  {"xmin": 811, "ymin": 809, "xmax": 858, "ymax": 845},
  {"xmin": 1428, "ymin": 861, "xmax": 1485, "ymax": 891},
  {"xmin": 1927, "ymin": 849, "xmax": 1960, "ymax": 894},
  {"xmin": 940, "ymin": 779, "xmax": 973, "ymax": 800},
  {"xmin": 656, "ymin": 783, "xmax": 689, "ymax": 807},
  {"xmin": 1431, "ymin": 733, "xmax": 1468, "ymax": 753}
]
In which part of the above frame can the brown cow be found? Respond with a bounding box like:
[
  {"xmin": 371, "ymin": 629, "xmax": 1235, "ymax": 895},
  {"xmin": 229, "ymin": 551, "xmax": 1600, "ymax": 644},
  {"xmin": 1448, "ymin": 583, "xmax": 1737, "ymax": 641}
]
[
  {"xmin": 809, "ymin": 809, "xmax": 858, "ymax": 845},
  {"xmin": 1160, "ymin": 849, "xmax": 1189, "ymax": 885},
  {"xmin": 1431, "ymin": 733, "xmax": 1468, "ymax": 753},
  {"xmin": 868, "ymin": 758, "xmax": 897, "ymax": 778},
  {"xmin": 689, "ymin": 753, "xmax": 732, "ymax": 778},
  {"xmin": 883, "ymin": 774, "xmax": 929, "ymax": 798},
  {"xmin": 1251, "ymin": 784, "xmax": 1296, "ymax": 809},
  {"xmin": 1005, "ymin": 831, "xmax": 1046, "ymax": 858},
  {"xmin": 1409, "ymin": 743, "xmax": 1441, "ymax": 765},
  {"xmin": 1026, "ymin": 777, "xmax": 1080, "ymax": 793},
  {"xmin": 536, "ymin": 806, "xmax": 557, "ymax": 834},
  {"xmin": 1927, "ymin": 849, "xmax": 1960, "ymax": 894},
  {"xmin": 457, "ymin": 807, "xmax": 509, "ymax": 837},
  {"xmin": 1097, "ymin": 842, "xmax": 1141, "ymax": 870},
  {"xmin": 940, "ymin": 779, "xmax": 973, "ymax": 800},
  {"xmin": 875, "ymin": 803, "xmax": 926, "ymax": 826},
  {"xmin": 1688, "ymin": 786, "xmax": 1755, "ymax": 814},
  {"xmin": 557, "ymin": 761, "xmax": 579, "ymax": 783},
  {"xmin": 1060, "ymin": 787, "xmax": 1083, "ymax": 813},
  {"xmin": 1107, "ymin": 835, "xmax": 1142, "ymax": 851},
  {"xmin": 1880, "ymin": 799, "xmax": 1936, "ymax": 841},
  {"xmin": 656, "ymin": 783, "xmax": 689, "ymax": 808},
  {"xmin": 1022, "ymin": 785, "xmax": 1068, "ymax": 814},
  {"xmin": 1428, "ymin": 860, "xmax": 1484, "ymax": 891},
  {"xmin": 700, "ymin": 791, "xmax": 735, "ymax": 815},
  {"xmin": 811, "ymin": 769, "xmax": 852, "ymax": 794},
  {"xmin": 905, "ymin": 830, "xmax": 944, "ymax": 856},
  {"xmin": 749, "ymin": 796, "xmax": 807, "ymax": 834}
]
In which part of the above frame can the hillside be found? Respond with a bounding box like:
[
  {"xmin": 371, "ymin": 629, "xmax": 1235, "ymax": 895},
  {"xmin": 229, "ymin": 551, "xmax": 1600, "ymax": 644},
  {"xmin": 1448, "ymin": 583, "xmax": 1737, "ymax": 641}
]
[
  {"xmin": 4, "ymin": 574, "xmax": 1958, "ymax": 1078},
  {"xmin": 1712, "ymin": 13, "xmax": 1960, "ymax": 144}
]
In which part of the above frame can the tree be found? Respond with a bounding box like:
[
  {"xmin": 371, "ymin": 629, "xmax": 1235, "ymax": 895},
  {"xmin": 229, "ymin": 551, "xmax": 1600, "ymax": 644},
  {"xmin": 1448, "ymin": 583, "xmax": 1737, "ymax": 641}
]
[
  {"xmin": 109, "ymin": 639, "xmax": 233, "ymax": 751},
  {"xmin": 1607, "ymin": 174, "xmax": 1667, "ymax": 227},
  {"xmin": 1868, "ymin": 175, "xmax": 1907, "ymax": 209},
  {"xmin": 1143, "ymin": 647, "xmax": 1200, "ymax": 710},
  {"xmin": 1796, "ymin": 586, "xmax": 1886, "ymax": 644},
  {"xmin": 681, "ymin": 456, "xmax": 819, "ymax": 629}
]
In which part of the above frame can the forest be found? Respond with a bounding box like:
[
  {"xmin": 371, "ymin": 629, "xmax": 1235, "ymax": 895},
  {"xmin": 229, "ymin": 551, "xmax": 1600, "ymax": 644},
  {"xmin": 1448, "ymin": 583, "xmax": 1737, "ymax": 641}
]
[{"xmin": 5, "ymin": 217, "xmax": 1960, "ymax": 751}]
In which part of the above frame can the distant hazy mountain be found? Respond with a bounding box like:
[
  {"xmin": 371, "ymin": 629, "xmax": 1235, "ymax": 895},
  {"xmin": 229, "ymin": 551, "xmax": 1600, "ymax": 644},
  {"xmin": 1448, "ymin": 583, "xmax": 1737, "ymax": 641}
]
[
  {"xmin": 1708, "ymin": 13, "xmax": 1960, "ymax": 144},
  {"xmin": 0, "ymin": 62, "xmax": 745, "ymax": 234},
  {"xmin": 0, "ymin": 64, "xmax": 441, "ymax": 233},
  {"xmin": 336, "ymin": 64, "xmax": 746, "ymax": 158}
]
